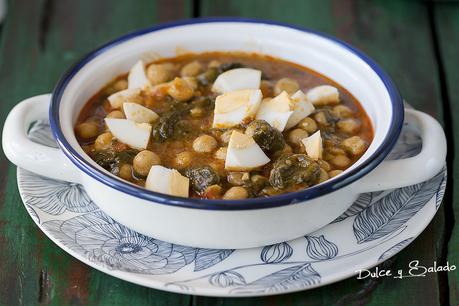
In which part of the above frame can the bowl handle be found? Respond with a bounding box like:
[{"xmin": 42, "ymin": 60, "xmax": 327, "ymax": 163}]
[
  {"xmin": 2, "ymin": 94, "xmax": 81, "ymax": 183},
  {"xmin": 358, "ymin": 108, "xmax": 446, "ymax": 192}
]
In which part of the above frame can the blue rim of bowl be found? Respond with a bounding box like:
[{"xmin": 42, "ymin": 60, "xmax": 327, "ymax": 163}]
[{"xmin": 50, "ymin": 17, "xmax": 404, "ymax": 211}]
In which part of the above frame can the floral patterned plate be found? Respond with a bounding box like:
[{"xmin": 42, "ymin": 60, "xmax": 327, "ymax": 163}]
[{"xmin": 16, "ymin": 119, "xmax": 446, "ymax": 297}]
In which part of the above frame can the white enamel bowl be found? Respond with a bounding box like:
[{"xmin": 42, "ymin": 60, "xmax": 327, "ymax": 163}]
[{"xmin": 2, "ymin": 19, "xmax": 447, "ymax": 249}]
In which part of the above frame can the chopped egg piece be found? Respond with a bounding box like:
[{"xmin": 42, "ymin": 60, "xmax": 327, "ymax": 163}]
[
  {"xmin": 284, "ymin": 90, "xmax": 315, "ymax": 130},
  {"xmin": 107, "ymin": 88, "xmax": 142, "ymax": 109},
  {"xmin": 255, "ymin": 91, "xmax": 294, "ymax": 131},
  {"xmin": 306, "ymin": 85, "xmax": 339, "ymax": 106},
  {"xmin": 104, "ymin": 118, "xmax": 151, "ymax": 150},
  {"xmin": 301, "ymin": 130, "xmax": 323, "ymax": 160},
  {"xmin": 225, "ymin": 131, "xmax": 270, "ymax": 171},
  {"xmin": 123, "ymin": 103, "xmax": 159, "ymax": 124},
  {"xmin": 212, "ymin": 68, "xmax": 261, "ymax": 94},
  {"xmin": 212, "ymin": 89, "xmax": 262, "ymax": 128},
  {"xmin": 128, "ymin": 60, "xmax": 150, "ymax": 89},
  {"xmin": 145, "ymin": 165, "xmax": 189, "ymax": 197}
]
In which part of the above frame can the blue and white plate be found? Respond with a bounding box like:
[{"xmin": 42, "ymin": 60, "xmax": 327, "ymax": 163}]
[{"xmin": 16, "ymin": 118, "xmax": 446, "ymax": 297}]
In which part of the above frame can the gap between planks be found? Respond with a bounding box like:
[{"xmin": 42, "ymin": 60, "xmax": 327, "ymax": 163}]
[
  {"xmin": 38, "ymin": 0, "xmax": 54, "ymax": 51},
  {"xmin": 427, "ymin": 2, "xmax": 456, "ymax": 306}
]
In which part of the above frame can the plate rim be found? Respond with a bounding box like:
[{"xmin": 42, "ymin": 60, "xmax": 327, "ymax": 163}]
[{"xmin": 16, "ymin": 166, "xmax": 446, "ymax": 297}]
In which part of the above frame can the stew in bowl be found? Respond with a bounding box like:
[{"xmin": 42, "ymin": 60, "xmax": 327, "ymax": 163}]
[{"xmin": 75, "ymin": 52, "xmax": 373, "ymax": 200}]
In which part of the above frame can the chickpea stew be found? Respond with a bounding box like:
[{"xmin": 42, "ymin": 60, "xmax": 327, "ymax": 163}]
[{"xmin": 76, "ymin": 52, "xmax": 373, "ymax": 200}]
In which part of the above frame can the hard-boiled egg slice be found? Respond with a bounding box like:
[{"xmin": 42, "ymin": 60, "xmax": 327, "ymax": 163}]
[
  {"xmin": 225, "ymin": 131, "xmax": 270, "ymax": 171},
  {"xmin": 255, "ymin": 91, "xmax": 294, "ymax": 131},
  {"xmin": 107, "ymin": 88, "xmax": 142, "ymax": 109},
  {"xmin": 301, "ymin": 130, "xmax": 323, "ymax": 160},
  {"xmin": 104, "ymin": 118, "xmax": 151, "ymax": 150},
  {"xmin": 123, "ymin": 103, "xmax": 159, "ymax": 124},
  {"xmin": 145, "ymin": 165, "xmax": 189, "ymax": 197},
  {"xmin": 212, "ymin": 68, "xmax": 261, "ymax": 94},
  {"xmin": 306, "ymin": 85, "xmax": 339, "ymax": 106},
  {"xmin": 212, "ymin": 89, "xmax": 262, "ymax": 128},
  {"xmin": 128, "ymin": 60, "xmax": 150, "ymax": 90},
  {"xmin": 284, "ymin": 90, "xmax": 315, "ymax": 130}
]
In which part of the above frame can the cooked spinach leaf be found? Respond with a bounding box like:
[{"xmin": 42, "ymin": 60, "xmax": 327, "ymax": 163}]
[
  {"xmin": 93, "ymin": 149, "xmax": 138, "ymax": 175},
  {"xmin": 245, "ymin": 120, "xmax": 285, "ymax": 154},
  {"xmin": 269, "ymin": 154, "xmax": 320, "ymax": 189},
  {"xmin": 152, "ymin": 103, "xmax": 192, "ymax": 141},
  {"xmin": 185, "ymin": 166, "xmax": 220, "ymax": 193}
]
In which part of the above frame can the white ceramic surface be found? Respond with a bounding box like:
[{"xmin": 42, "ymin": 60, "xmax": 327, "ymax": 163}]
[
  {"xmin": 17, "ymin": 119, "xmax": 447, "ymax": 297},
  {"xmin": 2, "ymin": 20, "xmax": 447, "ymax": 248}
]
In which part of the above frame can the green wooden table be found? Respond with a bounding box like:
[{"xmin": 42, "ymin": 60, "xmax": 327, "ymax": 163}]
[{"xmin": 0, "ymin": 0, "xmax": 456, "ymax": 305}]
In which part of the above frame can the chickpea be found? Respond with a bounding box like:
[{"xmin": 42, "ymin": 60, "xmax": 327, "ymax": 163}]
[
  {"xmin": 119, "ymin": 164, "xmax": 133, "ymax": 180},
  {"xmin": 111, "ymin": 94, "xmax": 143, "ymax": 110},
  {"xmin": 133, "ymin": 150, "xmax": 161, "ymax": 176},
  {"xmin": 332, "ymin": 105, "xmax": 353, "ymax": 118},
  {"xmin": 314, "ymin": 111, "xmax": 330, "ymax": 127},
  {"xmin": 183, "ymin": 76, "xmax": 198, "ymax": 90},
  {"xmin": 329, "ymin": 169, "xmax": 344, "ymax": 178},
  {"xmin": 76, "ymin": 122, "xmax": 99, "ymax": 139},
  {"xmin": 112, "ymin": 79, "xmax": 128, "ymax": 92},
  {"xmin": 318, "ymin": 168, "xmax": 329, "ymax": 183},
  {"xmin": 146, "ymin": 63, "xmax": 175, "ymax": 85},
  {"xmin": 175, "ymin": 151, "xmax": 192, "ymax": 169},
  {"xmin": 341, "ymin": 136, "xmax": 366, "ymax": 156},
  {"xmin": 323, "ymin": 152, "xmax": 335, "ymax": 161},
  {"xmin": 331, "ymin": 154, "xmax": 351, "ymax": 168},
  {"xmin": 180, "ymin": 61, "xmax": 203, "ymax": 77},
  {"xmin": 323, "ymin": 136, "xmax": 341, "ymax": 148},
  {"xmin": 145, "ymin": 83, "xmax": 170, "ymax": 101},
  {"xmin": 130, "ymin": 94, "xmax": 144, "ymax": 105},
  {"xmin": 223, "ymin": 186, "xmax": 249, "ymax": 200},
  {"xmin": 337, "ymin": 118, "xmax": 361, "ymax": 133},
  {"xmin": 297, "ymin": 117, "xmax": 318, "ymax": 133},
  {"xmin": 272, "ymin": 143, "xmax": 294, "ymax": 159},
  {"xmin": 190, "ymin": 107, "xmax": 205, "ymax": 118},
  {"xmin": 220, "ymin": 129, "xmax": 242, "ymax": 144},
  {"xmin": 209, "ymin": 129, "xmax": 223, "ymax": 141},
  {"xmin": 251, "ymin": 174, "xmax": 268, "ymax": 186},
  {"xmin": 227, "ymin": 172, "xmax": 250, "ymax": 186},
  {"xmin": 168, "ymin": 77, "xmax": 194, "ymax": 102},
  {"xmin": 318, "ymin": 159, "xmax": 331, "ymax": 171},
  {"xmin": 288, "ymin": 128, "xmax": 308, "ymax": 146},
  {"xmin": 281, "ymin": 144, "xmax": 293, "ymax": 154},
  {"xmin": 296, "ymin": 144, "xmax": 306, "ymax": 154},
  {"xmin": 260, "ymin": 186, "xmax": 281, "ymax": 197},
  {"xmin": 208, "ymin": 60, "xmax": 221, "ymax": 68},
  {"xmin": 193, "ymin": 135, "xmax": 217, "ymax": 153},
  {"xmin": 274, "ymin": 77, "xmax": 300, "ymax": 95},
  {"xmin": 112, "ymin": 141, "xmax": 128, "ymax": 152},
  {"xmin": 260, "ymin": 80, "xmax": 273, "ymax": 97},
  {"xmin": 106, "ymin": 110, "xmax": 125, "ymax": 119},
  {"xmin": 328, "ymin": 147, "xmax": 346, "ymax": 155},
  {"xmin": 94, "ymin": 132, "xmax": 113, "ymax": 151},
  {"xmin": 203, "ymin": 184, "xmax": 222, "ymax": 199},
  {"xmin": 214, "ymin": 147, "xmax": 227, "ymax": 160},
  {"xmin": 220, "ymin": 130, "xmax": 233, "ymax": 144},
  {"xmin": 209, "ymin": 161, "xmax": 225, "ymax": 174}
]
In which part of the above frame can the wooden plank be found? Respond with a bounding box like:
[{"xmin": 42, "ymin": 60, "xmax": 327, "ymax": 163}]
[
  {"xmin": 433, "ymin": 3, "xmax": 459, "ymax": 306},
  {"xmin": 198, "ymin": 0, "xmax": 445, "ymax": 305},
  {"xmin": 0, "ymin": 0, "xmax": 191, "ymax": 305},
  {"xmin": 0, "ymin": 2, "xmax": 49, "ymax": 304}
]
